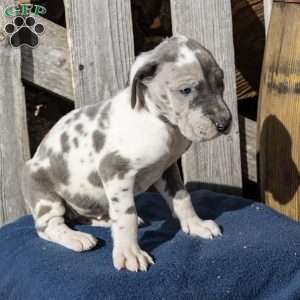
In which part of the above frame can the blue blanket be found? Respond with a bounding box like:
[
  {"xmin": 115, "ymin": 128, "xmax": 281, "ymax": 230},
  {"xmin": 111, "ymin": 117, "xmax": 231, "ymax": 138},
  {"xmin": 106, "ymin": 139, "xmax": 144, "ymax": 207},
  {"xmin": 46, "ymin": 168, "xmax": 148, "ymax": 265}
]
[{"xmin": 1, "ymin": 191, "xmax": 300, "ymax": 300}]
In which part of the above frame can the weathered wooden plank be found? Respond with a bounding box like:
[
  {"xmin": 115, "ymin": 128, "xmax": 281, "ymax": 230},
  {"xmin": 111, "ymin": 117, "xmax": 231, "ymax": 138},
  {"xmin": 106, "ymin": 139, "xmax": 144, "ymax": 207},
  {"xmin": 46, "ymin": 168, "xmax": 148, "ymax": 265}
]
[
  {"xmin": 239, "ymin": 116, "xmax": 257, "ymax": 182},
  {"xmin": 63, "ymin": 0, "xmax": 135, "ymax": 107},
  {"xmin": 21, "ymin": 16, "xmax": 74, "ymax": 100},
  {"xmin": 0, "ymin": 0, "xmax": 30, "ymax": 226},
  {"xmin": 258, "ymin": 1, "xmax": 300, "ymax": 220},
  {"xmin": 171, "ymin": 0, "xmax": 242, "ymax": 194},
  {"xmin": 264, "ymin": 0, "xmax": 273, "ymax": 33}
]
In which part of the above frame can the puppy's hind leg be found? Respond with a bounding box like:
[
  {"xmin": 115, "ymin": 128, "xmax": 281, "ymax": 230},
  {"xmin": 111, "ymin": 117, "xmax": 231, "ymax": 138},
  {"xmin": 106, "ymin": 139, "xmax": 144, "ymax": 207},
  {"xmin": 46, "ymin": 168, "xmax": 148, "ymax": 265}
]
[{"xmin": 22, "ymin": 164, "xmax": 98, "ymax": 252}]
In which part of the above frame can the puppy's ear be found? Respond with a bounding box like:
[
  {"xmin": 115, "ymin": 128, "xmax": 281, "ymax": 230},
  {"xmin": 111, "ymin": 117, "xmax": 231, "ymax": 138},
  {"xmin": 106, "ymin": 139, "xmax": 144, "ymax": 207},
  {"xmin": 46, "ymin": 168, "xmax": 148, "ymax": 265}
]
[{"xmin": 130, "ymin": 62, "xmax": 158, "ymax": 110}]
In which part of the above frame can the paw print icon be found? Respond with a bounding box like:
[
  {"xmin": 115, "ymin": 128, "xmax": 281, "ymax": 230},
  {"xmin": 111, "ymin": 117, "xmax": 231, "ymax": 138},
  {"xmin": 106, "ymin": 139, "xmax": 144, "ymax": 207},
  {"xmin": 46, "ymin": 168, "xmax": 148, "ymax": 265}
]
[{"xmin": 4, "ymin": 16, "xmax": 44, "ymax": 48}]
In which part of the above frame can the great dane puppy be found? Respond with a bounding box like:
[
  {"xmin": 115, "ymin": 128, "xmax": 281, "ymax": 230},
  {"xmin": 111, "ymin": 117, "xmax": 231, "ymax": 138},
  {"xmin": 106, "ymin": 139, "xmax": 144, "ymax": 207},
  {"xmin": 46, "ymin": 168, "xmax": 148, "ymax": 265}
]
[{"xmin": 22, "ymin": 35, "xmax": 232, "ymax": 272}]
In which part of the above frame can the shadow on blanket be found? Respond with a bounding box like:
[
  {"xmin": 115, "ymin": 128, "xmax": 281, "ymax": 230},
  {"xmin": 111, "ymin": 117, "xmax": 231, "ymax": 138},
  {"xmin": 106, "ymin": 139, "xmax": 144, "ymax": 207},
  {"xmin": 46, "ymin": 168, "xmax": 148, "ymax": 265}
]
[
  {"xmin": 137, "ymin": 190, "xmax": 251, "ymax": 252},
  {"xmin": 1, "ymin": 190, "xmax": 300, "ymax": 300}
]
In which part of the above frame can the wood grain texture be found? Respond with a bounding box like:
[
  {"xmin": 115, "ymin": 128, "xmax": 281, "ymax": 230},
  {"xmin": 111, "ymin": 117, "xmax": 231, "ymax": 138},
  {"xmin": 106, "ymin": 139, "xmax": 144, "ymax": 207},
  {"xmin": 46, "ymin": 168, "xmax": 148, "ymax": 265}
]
[
  {"xmin": 21, "ymin": 17, "xmax": 74, "ymax": 100},
  {"xmin": 171, "ymin": 0, "xmax": 242, "ymax": 194},
  {"xmin": 264, "ymin": 0, "xmax": 273, "ymax": 34},
  {"xmin": 0, "ymin": 0, "xmax": 30, "ymax": 226},
  {"xmin": 258, "ymin": 2, "xmax": 300, "ymax": 220},
  {"xmin": 239, "ymin": 116, "xmax": 257, "ymax": 182},
  {"xmin": 64, "ymin": 0, "xmax": 135, "ymax": 107}
]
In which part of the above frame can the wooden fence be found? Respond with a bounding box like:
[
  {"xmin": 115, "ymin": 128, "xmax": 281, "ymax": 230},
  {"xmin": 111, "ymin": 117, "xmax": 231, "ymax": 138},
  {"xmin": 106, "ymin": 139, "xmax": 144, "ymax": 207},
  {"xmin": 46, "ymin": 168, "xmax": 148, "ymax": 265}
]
[{"xmin": 0, "ymin": 0, "xmax": 272, "ymax": 226}]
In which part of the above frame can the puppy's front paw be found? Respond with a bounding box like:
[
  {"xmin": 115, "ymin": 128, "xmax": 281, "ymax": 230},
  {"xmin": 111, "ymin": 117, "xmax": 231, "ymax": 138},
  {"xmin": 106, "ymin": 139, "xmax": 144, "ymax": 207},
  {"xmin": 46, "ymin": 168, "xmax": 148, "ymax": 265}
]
[
  {"xmin": 55, "ymin": 230, "xmax": 98, "ymax": 252},
  {"xmin": 113, "ymin": 244, "xmax": 154, "ymax": 272},
  {"xmin": 181, "ymin": 216, "xmax": 222, "ymax": 239}
]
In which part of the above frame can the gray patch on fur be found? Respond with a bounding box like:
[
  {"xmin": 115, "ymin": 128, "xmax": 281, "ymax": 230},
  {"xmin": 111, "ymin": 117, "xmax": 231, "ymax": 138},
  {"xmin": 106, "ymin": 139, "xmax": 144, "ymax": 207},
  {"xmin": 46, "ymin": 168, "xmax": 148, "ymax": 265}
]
[
  {"xmin": 185, "ymin": 39, "xmax": 201, "ymax": 52},
  {"xmin": 175, "ymin": 190, "xmax": 189, "ymax": 200},
  {"xmin": 150, "ymin": 37, "xmax": 179, "ymax": 63},
  {"xmin": 21, "ymin": 164, "xmax": 63, "ymax": 210},
  {"xmin": 31, "ymin": 167, "xmax": 55, "ymax": 191},
  {"xmin": 92, "ymin": 130, "xmax": 105, "ymax": 153},
  {"xmin": 122, "ymin": 188, "xmax": 129, "ymax": 192},
  {"xmin": 75, "ymin": 123, "xmax": 84, "ymax": 134},
  {"xmin": 36, "ymin": 225, "xmax": 47, "ymax": 232},
  {"xmin": 99, "ymin": 102, "xmax": 112, "ymax": 129},
  {"xmin": 73, "ymin": 110, "xmax": 81, "ymax": 120},
  {"xmin": 61, "ymin": 131, "xmax": 70, "ymax": 153},
  {"xmin": 99, "ymin": 152, "xmax": 131, "ymax": 182},
  {"xmin": 88, "ymin": 171, "xmax": 103, "ymax": 187},
  {"xmin": 49, "ymin": 153, "xmax": 70, "ymax": 185},
  {"xmin": 125, "ymin": 206, "xmax": 136, "ymax": 214},
  {"xmin": 37, "ymin": 205, "xmax": 51, "ymax": 218},
  {"xmin": 65, "ymin": 118, "xmax": 72, "ymax": 125},
  {"xmin": 73, "ymin": 137, "xmax": 79, "ymax": 148},
  {"xmin": 85, "ymin": 105, "xmax": 99, "ymax": 120},
  {"xmin": 162, "ymin": 163, "xmax": 184, "ymax": 197},
  {"xmin": 64, "ymin": 191, "xmax": 104, "ymax": 211}
]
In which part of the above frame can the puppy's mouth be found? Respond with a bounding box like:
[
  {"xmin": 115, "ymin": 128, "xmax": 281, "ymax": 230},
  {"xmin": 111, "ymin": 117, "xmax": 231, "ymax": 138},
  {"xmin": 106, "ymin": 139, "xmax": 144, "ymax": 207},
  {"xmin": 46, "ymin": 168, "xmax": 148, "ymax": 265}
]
[{"xmin": 182, "ymin": 124, "xmax": 219, "ymax": 142}]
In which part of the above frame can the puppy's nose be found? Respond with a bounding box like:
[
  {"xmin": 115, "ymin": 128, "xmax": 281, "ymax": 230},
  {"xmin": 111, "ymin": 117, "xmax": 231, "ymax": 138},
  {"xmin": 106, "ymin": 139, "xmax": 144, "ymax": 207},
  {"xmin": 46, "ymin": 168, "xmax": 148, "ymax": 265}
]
[{"xmin": 215, "ymin": 117, "xmax": 231, "ymax": 133}]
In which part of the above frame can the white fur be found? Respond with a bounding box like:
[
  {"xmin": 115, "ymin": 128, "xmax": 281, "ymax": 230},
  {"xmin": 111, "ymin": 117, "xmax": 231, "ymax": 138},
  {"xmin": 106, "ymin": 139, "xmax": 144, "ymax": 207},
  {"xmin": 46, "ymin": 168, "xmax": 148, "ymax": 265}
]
[{"xmin": 176, "ymin": 45, "xmax": 199, "ymax": 67}]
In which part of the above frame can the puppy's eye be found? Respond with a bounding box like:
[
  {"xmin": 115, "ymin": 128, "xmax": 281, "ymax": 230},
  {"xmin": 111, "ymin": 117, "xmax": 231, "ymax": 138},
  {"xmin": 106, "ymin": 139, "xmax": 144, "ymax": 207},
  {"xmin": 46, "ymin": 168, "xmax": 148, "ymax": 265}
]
[{"xmin": 179, "ymin": 88, "xmax": 192, "ymax": 95}]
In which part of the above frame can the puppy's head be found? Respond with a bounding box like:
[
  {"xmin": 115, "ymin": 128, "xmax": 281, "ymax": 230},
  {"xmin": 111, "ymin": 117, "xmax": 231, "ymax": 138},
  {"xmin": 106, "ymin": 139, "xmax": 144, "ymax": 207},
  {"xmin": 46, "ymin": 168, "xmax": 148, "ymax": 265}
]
[{"xmin": 129, "ymin": 35, "xmax": 232, "ymax": 142}]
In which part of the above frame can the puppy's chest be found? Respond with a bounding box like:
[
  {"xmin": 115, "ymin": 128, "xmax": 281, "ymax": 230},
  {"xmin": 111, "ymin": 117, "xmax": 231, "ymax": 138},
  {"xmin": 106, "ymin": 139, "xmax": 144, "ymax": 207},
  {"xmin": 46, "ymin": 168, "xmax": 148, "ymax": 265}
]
[{"xmin": 134, "ymin": 129, "xmax": 190, "ymax": 193}]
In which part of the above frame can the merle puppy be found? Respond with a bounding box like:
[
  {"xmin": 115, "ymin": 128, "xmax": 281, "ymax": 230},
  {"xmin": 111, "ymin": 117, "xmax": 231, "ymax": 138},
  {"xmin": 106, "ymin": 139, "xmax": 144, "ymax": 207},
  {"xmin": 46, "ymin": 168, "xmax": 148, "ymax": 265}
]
[{"xmin": 22, "ymin": 35, "xmax": 232, "ymax": 272}]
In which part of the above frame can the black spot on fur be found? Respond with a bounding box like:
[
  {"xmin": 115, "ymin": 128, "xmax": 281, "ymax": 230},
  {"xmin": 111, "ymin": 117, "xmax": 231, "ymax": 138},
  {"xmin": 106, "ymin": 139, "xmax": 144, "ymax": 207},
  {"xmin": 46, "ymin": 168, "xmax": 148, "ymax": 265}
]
[
  {"xmin": 88, "ymin": 171, "xmax": 103, "ymax": 187},
  {"xmin": 122, "ymin": 188, "xmax": 129, "ymax": 192},
  {"xmin": 92, "ymin": 130, "xmax": 105, "ymax": 153},
  {"xmin": 161, "ymin": 94, "xmax": 167, "ymax": 100},
  {"xmin": 99, "ymin": 152, "xmax": 131, "ymax": 182},
  {"xmin": 111, "ymin": 197, "xmax": 119, "ymax": 203},
  {"xmin": 61, "ymin": 131, "xmax": 70, "ymax": 153},
  {"xmin": 125, "ymin": 206, "xmax": 136, "ymax": 214}
]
